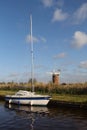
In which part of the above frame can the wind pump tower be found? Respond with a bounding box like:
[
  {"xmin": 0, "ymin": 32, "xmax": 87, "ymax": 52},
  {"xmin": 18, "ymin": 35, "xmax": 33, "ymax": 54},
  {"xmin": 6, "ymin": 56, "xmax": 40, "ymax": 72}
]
[{"xmin": 49, "ymin": 70, "xmax": 61, "ymax": 85}]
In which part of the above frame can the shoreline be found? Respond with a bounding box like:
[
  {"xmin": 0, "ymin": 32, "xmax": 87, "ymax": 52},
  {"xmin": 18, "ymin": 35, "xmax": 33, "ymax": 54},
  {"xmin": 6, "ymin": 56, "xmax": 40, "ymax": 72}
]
[
  {"xmin": 0, "ymin": 95, "xmax": 5, "ymax": 101},
  {"xmin": 48, "ymin": 100, "xmax": 87, "ymax": 109},
  {"xmin": 1, "ymin": 95, "xmax": 87, "ymax": 109}
]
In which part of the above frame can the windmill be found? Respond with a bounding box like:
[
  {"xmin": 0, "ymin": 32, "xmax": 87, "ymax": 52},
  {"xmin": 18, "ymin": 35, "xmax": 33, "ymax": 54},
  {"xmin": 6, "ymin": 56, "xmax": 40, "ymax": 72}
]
[{"xmin": 48, "ymin": 69, "xmax": 61, "ymax": 85}]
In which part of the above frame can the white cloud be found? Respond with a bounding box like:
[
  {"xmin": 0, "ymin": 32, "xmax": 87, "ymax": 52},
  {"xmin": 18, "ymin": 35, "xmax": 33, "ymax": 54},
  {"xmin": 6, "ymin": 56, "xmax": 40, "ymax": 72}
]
[
  {"xmin": 56, "ymin": 0, "xmax": 64, "ymax": 7},
  {"xmin": 71, "ymin": 31, "xmax": 87, "ymax": 48},
  {"xmin": 26, "ymin": 34, "xmax": 39, "ymax": 43},
  {"xmin": 52, "ymin": 9, "xmax": 69, "ymax": 22},
  {"xmin": 79, "ymin": 61, "xmax": 87, "ymax": 69},
  {"xmin": 73, "ymin": 3, "xmax": 87, "ymax": 24},
  {"xmin": 40, "ymin": 37, "xmax": 47, "ymax": 43},
  {"xmin": 42, "ymin": 0, "xmax": 64, "ymax": 8},
  {"xmin": 26, "ymin": 34, "xmax": 47, "ymax": 44},
  {"xmin": 53, "ymin": 52, "xmax": 66, "ymax": 59},
  {"xmin": 8, "ymin": 73, "xmax": 20, "ymax": 77},
  {"xmin": 42, "ymin": 0, "xmax": 53, "ymax": 7}
]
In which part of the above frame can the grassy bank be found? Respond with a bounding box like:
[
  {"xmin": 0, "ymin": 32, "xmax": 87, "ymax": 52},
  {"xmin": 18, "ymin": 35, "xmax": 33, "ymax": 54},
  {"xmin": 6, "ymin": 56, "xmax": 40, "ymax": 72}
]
[
  {"xmin": 0, "ymin": 90, "xmax": 16, "ymax": 96},
  {"xmin": 52, "ymin": 94, "xmax": 87, "ymax": 103},
  {"xmin": 1, "ymin": 90, "xmax": 87, "ymax": 104},
  {"xmin": 0, "ymin": 82, "xmax": 87, "ymax": 104}
]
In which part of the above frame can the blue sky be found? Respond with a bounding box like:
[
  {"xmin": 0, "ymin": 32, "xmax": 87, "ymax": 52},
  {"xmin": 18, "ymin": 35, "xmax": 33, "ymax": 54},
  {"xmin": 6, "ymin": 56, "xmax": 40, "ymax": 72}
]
[{"xmin": 0, "ymin": 0, "xmax": 87, "ymax": 83}]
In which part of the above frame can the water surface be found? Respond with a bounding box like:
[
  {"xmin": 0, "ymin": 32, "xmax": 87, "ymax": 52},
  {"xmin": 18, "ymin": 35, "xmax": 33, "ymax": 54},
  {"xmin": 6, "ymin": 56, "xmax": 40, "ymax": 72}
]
[{"xmin": 0, "ymin": 102, "xmax": 87, "ymax": 130}]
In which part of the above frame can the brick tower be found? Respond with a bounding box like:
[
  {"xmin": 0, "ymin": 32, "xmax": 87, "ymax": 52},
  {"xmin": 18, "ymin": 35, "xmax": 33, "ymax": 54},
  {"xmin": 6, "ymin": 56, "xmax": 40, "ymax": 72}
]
[{"xmin": 52, "ymin": 71, "xmax": 60, "ymax": 85}]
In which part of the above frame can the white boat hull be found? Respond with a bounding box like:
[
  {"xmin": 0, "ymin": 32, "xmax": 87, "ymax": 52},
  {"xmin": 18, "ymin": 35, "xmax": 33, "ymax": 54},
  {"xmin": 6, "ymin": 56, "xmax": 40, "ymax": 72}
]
[
  {"xmin": 5, "ymin": 98, "xmax": 50, "ymax": 106},
  {"xmin": 5, "ymin": 96, "xmax": 50, "ymax": 106},
  {"xmin": 5, "ymin": 90, "xmax": 51, "ymax": 106}
]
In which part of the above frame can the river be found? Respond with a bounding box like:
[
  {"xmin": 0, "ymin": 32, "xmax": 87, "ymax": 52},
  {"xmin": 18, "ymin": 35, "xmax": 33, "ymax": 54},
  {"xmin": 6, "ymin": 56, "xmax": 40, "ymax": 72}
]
[{"xmin": 0, "ymin": 101, "xmax": 87, "ymax": 130}]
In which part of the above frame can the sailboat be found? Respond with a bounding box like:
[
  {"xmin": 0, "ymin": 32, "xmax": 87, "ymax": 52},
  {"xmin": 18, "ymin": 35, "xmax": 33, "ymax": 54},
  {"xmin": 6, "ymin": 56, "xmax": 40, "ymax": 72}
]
[{"xmin": 5, "ymin": 15, "xmax": 51, "ymax": 106}]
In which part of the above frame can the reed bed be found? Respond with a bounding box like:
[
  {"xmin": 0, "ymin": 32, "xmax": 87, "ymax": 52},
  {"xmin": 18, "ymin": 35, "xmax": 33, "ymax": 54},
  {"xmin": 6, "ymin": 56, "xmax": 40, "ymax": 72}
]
[
  {"xmin": 35, "ymin": 82, "xmax": 87, "ymax": 95},
  {"xmin": 0, "ymin": 82, "xmax": 87, "ymax": 103},
  {"xmin": 0, "ymin": 82, "xmax": 87, "ymax": 95}
]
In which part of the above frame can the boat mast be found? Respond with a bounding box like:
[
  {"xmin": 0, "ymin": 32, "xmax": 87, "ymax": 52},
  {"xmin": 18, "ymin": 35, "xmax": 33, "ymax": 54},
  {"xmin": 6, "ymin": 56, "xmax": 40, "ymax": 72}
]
[{"xmin": 30, "ymin": 15, "xmax": 34, "ymax": 92}]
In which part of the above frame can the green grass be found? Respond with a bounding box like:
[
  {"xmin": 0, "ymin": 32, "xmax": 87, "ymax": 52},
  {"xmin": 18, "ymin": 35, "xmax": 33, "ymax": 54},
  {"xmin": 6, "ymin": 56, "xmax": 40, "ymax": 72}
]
[
  {"xmin": 51, "ymin": 94, "xmax": 87, "ymax": 103},
  {"xmin": 0, "ymin": 90, "xmax": 16, "ymax": 96}
]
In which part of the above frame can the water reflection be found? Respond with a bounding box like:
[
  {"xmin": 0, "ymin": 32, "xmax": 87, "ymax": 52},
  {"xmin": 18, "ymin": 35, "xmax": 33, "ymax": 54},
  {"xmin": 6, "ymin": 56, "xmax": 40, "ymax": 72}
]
[
  {"xmin": 5, "ymin": 103, "xmax": 49, "ymax": 130},
  {"xmin": 4, "ymin": 103, "xmax": 87, "ymax": 130},
  {"xmin": 5, "ymin": 103, "xmax": 87, "ymax": 121},
  {"xmin": 5, "ymin": 103, "xmax": 49, "ymax": 113},
  {"xmin": 48, "ymin": 106, "xmax": 87, "ymax": 119}
]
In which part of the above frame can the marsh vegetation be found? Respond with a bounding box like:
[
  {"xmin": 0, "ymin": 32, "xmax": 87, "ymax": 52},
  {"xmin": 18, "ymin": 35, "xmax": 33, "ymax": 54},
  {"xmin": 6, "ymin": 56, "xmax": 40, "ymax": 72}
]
[{"xmin": 0, "ymin": 81, "xmax": 87, "ymax": 103}]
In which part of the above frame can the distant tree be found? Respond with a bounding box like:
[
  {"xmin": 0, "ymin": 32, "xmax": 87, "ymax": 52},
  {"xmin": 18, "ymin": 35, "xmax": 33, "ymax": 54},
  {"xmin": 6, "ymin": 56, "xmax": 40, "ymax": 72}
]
[
  {"xmin": 20, "ymin": 82, "xmax": 24, "ymax": 86},
  {"xmin": 61, "ymin": 83, "xmax": 67, "ymax": 85},
  {"xmin": 28, "ymin": 78, "xmax": 37, "ymax": 84},
  {"xmin": 0, "ymin": 82, "xmax": 5, "ymax": 84}
]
